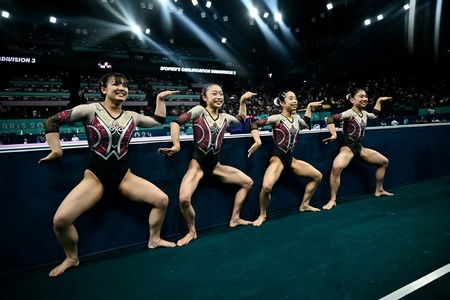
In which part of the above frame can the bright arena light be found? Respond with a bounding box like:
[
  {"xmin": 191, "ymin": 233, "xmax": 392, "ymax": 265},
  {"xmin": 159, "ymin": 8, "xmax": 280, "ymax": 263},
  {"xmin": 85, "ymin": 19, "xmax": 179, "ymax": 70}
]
[
  {"xmin": 49, "ymin": 16, "xmax": 57, "ymax": 23},
  {"xmin": 1, "ymin": 11, "xmax": 9, "ymax": 18},
  {"xmin": 249, "ymin": 7, "xmax": 258, "ymax": 18},
  {"xmin": 132, "ymin": 25, "xmax": 141, "ymax": 34},
  {"xmin": 206, "ymin": 1, "xmax": 212, "ymax": 8},
  {"xmin": 364, "ymin": 19, "xmax": 371, "ymax": 26},
  {"xmin": 327, "ymin": 3, "xmax": 333, "ymax": 10},
  {"xmin": 274, "ymin": 13, "xmax": 282, "ymax": 22},
  {"xmin": 377, "ymin": 14, "xmax": 384, "ymax": 21},
  {"xmin": 221, "ymin": 37, "xmax": 226, "ymax": 43}
]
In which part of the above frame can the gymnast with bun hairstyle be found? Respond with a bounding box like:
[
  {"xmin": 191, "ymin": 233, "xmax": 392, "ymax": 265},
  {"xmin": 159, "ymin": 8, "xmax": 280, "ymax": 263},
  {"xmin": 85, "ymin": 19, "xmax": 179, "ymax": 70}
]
[
  {"xmin": 39, "ymin": 72, "xmax": 180, "ymax": 277},
  {"xmin": 247, "ymin": 90, "xmax": 323, "ymax": 226},
  {"xmin": 322, "ymin": 88, "xmax": 393, "ymax": 210}
]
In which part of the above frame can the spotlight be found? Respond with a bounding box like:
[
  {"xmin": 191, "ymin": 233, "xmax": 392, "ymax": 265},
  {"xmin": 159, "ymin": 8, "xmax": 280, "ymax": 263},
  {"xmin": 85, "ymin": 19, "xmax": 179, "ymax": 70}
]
[
  {"xmin": 132, "ymin": 25, "xmax": 141, "ymax": 34},
  {"xmin": 403, "ymin": 4, "xmax": 410, "ymax": 10},
  {"xmin": 223, "ymin": 16, "xmax": 228, "ymax": 22},
  {"xmin": 206, "ymin": 1, "xmax": 212, "ymax": 8},
  {"xmin": 49, "ymin": 16, "xmax": 57, "ymax": 23},
  {"xmin": 201, "ymin": 12, "xmax": 206, "ymax": 18},
  {"xmin": 327, "ymin": 3, "xmax": 333, "ymax": 10},
  {"xmin": 263, "ymin": 12, "xmax": 269, "ymax": 18},
  {"xmin": 377, "ymin": 14, "xmax": 383, "ymax": 21},
  {"xmin": 192, "ymin": 0, "xmax": 198, "ymax": 6},
  {"xmin": 364, "ymin": 19, "xmax": 371, "ymax": 26},
  {"xmin": 274, "ymin": 13, "xmax": 282, "ymax": 22},
  {"xmin": 221, "ymin": 38, "xmax": 226, "ymax": 43},
  {"xmin": 1, "ymin": 11, "xmax": 9, "ymax": 18},
  {"xmin": 145, "ymin": 28, "xmax": 151, "ymax": 34},
  {"xmin": 249, "ymin": 7, "xmax": 258, "ymax": 18}
]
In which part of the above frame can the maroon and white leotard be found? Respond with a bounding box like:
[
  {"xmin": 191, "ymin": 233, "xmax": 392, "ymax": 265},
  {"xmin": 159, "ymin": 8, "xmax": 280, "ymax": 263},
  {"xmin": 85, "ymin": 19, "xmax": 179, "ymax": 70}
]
[
  {"xmin": 328, "ymin": 108, "xmax": 378, "ymax": 156},
  {"xmin": 173, "ymin": 105, "xmax": 244, "ymax": 174},
  {"xmin": 45, "ymin": 102, "xmax": 164, "ymax": 189},
  {"xmin": 251, "ymin": 114, "xmax": 310, "ymax": 168}
]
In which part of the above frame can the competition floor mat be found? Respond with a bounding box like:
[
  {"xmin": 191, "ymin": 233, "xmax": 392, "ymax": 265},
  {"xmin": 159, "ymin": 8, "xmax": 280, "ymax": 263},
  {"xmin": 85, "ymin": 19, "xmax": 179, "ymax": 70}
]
[{"xmin": 1, "ymin": 176, "xmax": 449, "ymax": 300}]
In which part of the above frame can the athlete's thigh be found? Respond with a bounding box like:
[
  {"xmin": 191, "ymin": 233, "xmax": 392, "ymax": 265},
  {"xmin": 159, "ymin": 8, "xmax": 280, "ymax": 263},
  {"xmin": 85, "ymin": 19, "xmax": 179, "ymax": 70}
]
[
  {"xmin": 55, "ymin": 170, "xmax": 104, "ymax": 222},
  {"xmin": 212, "ymin": 163, "xmax": 252, "ymax": 186},
  {"xmin": 259, "ymin": 156, "xmax": 285, "ymax": 188},
  {"xmin": 332, "ymin": 147, "xmax": 354, "ymax": 169},
  {"xmin": 290, "ymin": 159, "xmax": 321, "ymax": 178},
  {"xmin": 119, "ymin": 170, "xmax": 166, "ymax": 204},
  {"xmin": 179, "ymin": 159, "xmax": 204, "ymax": 198},
  {"xmin": 359, "ymin": 147, "xmax": 388, "ymax": 165}
]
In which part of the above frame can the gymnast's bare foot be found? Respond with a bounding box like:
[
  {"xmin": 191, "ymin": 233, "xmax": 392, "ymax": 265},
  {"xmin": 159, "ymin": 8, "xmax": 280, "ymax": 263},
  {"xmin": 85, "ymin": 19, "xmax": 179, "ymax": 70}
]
[
  {"xmin": 299, "ymin": 205, "xmax": 321, "ymax": 212},
  {"xmin": 177, "ymin": 231, "xmax": 197, "ymax": 247},
  {"xmin": 49, "ymin": 257, "xmax": 80, "ymax": 277},
  {"xmin": 322, "ymin": 200, "xmax": 337, "ymax": 210},
  {"xmin": 229, "ymin": 218, "xmax": 253, "ymax": 227},
  {"xmin": 374, "ymin": 190, "xmax": 394, "ymax": 197},
  {"xmin": 253, "ymin": 216, "xmax": 266, "ymax": 227},
  {"xmin": 148, "ymin": 238, "xmax": 176, "ymax": 249}
]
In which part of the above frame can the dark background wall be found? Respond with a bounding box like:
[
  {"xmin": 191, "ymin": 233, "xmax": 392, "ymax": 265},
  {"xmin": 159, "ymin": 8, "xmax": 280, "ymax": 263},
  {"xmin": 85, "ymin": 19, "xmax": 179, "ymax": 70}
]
[{"xmin": 1, "ymin": 124, "xmax": 449, "ymax": 275}]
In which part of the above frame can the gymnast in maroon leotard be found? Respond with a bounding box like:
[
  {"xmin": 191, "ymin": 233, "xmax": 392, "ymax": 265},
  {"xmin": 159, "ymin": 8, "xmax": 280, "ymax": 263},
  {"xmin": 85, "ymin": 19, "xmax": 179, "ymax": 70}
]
[
  {"xmin": 158, "ymin": 83, "xmax": 257, "ymax": 246},
  {"xmin": 39, "ymin": 72, "xmax": 180, "ymax": 277},
  {"xmin": 247, "ymin": 90, "xmax": 323, "ymax": 226},
  {"xmin": 322, "ymin": 88, "xmax": 394, "ymax": 210}
]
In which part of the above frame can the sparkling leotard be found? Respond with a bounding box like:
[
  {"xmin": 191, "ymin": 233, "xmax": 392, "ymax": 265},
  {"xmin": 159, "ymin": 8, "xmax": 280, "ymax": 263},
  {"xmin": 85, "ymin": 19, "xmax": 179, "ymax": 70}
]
[
  {"xmin": 45, "ymin": 103, "xmax": 164, "ymax": 189},
  {"xmin": 173, "ymin": 105, "xmax": 244, "ymax": 174},
  {"xmin": 328, "ymin": 108, "xmax": 378, "ymax": 156},
  {"xmin": 251, "ymin": 114, "xmax": 310, "ymax": 168}
]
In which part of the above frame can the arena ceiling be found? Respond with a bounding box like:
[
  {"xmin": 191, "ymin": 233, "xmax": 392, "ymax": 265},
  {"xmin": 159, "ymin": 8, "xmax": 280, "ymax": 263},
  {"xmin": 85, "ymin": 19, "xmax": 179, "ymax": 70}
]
[
  {"xmin": 1, "ymin": 0, "xmax": 404, "ymax": 44},
  {"xmin": 0, "ymin": 0, "xmax": 448, "ymax": 80}
]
